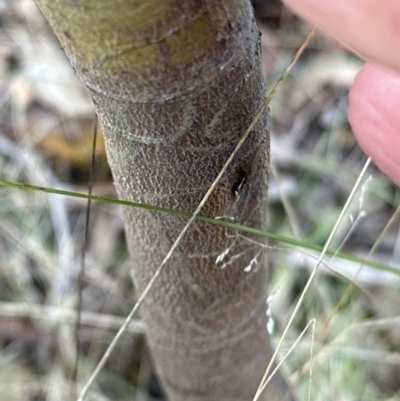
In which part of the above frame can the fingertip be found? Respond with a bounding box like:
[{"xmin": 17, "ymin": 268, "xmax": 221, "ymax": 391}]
[
  {"xmin": 349, "ymin": 62, "xmax": 400, "ymax": 186},
  {"xmin": 282, "ymin": 0, "xmax": 400, "ymax": 73}
]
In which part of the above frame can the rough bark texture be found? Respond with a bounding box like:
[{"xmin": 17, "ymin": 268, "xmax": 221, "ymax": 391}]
[{"xmin": 34, "ymin": 1, "xmax": 294, "ymax": 400}]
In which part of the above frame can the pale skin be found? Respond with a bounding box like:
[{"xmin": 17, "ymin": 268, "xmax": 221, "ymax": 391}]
[{"xmin": 281, "ymin": 0, "xmax": 400, "ymax": 186}]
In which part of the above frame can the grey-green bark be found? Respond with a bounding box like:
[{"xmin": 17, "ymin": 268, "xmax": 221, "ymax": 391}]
[{"xmin": 34, "ymin": 1, "xmax": 293, "ymax": 400}]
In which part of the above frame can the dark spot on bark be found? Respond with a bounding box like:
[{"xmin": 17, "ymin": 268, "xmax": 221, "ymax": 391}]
[{"xmin": 231, "ymin": 165, "xmax": 251, "ymax": 197}]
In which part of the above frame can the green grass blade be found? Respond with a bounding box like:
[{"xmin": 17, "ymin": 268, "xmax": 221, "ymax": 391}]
[{"xmin": 1, "ymin": 178, "xmax": 398, "ymax": 276}]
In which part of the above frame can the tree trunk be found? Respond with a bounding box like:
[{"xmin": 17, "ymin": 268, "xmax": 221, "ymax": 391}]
[{"xmin": 34, "ymin": 1, "xmax": 293, "ymax": 400}]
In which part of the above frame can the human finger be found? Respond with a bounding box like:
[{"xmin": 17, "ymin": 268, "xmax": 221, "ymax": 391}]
[
  {"xmin": 349, "ymin": 62, "xmax": 400, "ymax": 186},
  {"xmin": 281, "ymin": 0, "xmax": 400, "ymax": 72}
]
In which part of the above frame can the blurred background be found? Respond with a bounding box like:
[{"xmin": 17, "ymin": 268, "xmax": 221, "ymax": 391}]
[{"xmin": 0, "ymin": 0, "xmax": 399, "ymax": 400}]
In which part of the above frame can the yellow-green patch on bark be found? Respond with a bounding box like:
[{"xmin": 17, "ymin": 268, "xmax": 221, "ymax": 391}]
[
  {"xmin": 166, "ymin": 12, "xmax": 216, "ymax": 67},
  {"xmin": 35, "ymin": 0, "xmax": 177, "ymax": 70},
  {"xmin": 36, "ymin": 0, "xmax": 224, "ymax": 75}
]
